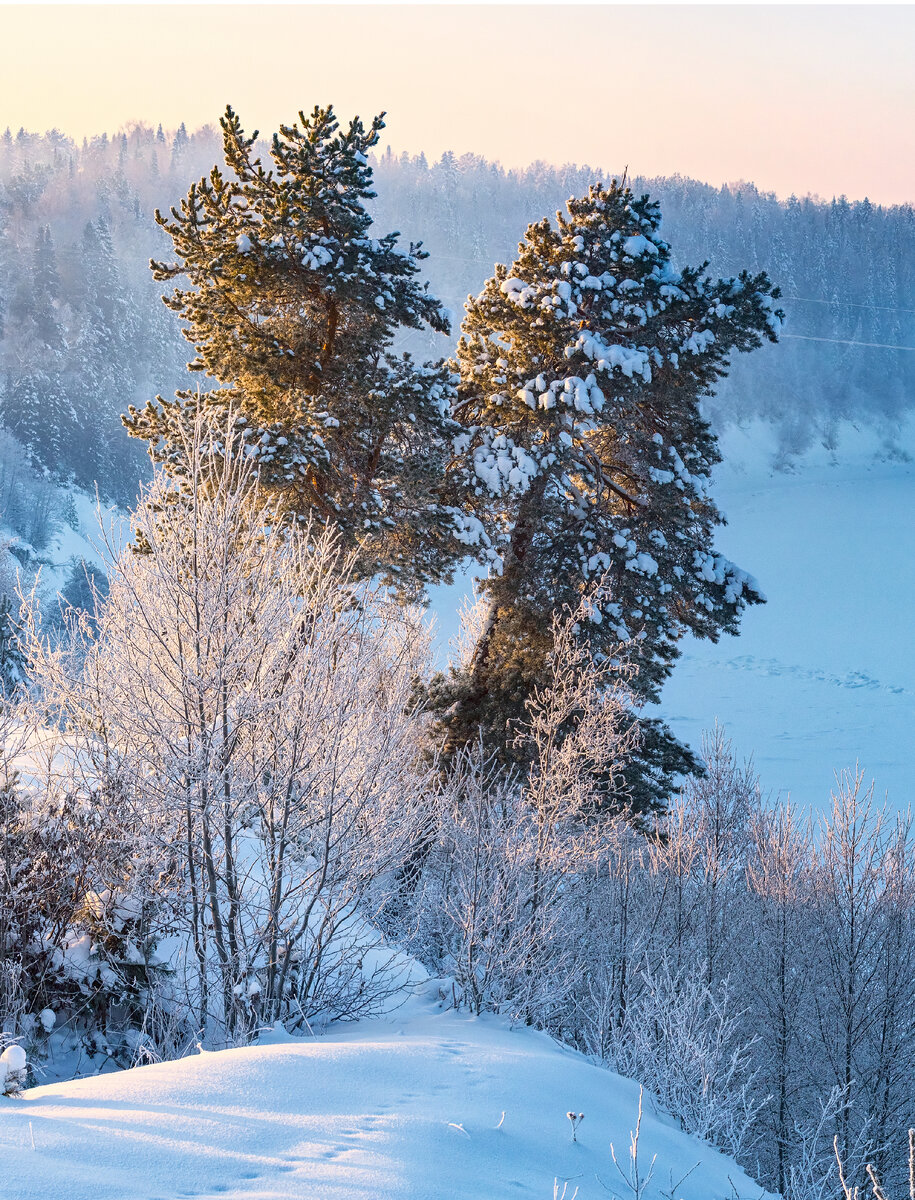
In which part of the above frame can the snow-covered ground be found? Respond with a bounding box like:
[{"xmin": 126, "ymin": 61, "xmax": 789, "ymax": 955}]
[
  {"xmin": 654, "ymin": 423, "xmax": 915, "ymax": 815},
  {"xmin": 0, "ymin": 996, "xmax": 769, "ymax": 1200},
  {"xmin": 430, "ymin": 421, "xmax": 915, "ymax": 816},
  {"xmin": 1, "ymin": 485, "xmax": 114, "ymax": 603}
]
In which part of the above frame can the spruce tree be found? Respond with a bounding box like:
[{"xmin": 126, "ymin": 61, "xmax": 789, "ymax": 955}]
[
  {"xmin": 72, "ymin": 219, "xmax": 141, "ymax": 496},
  {"xmin": 124, "ymin": 105, "xmax": 461, "ymax": 595},
  {"xmin": 169, "ymin": 122, "xmax": 189, "ymax": 173},
  {"xmin": 0, "ymin": 594, "xmax": 24, "ymax": 695},
  {"xmin": 433, "ymin": 181, "xmax": 783, "ymax": 815},
  {"xmin": 1, "ymin": 226, "xmax": 76, "ymax": 474}
]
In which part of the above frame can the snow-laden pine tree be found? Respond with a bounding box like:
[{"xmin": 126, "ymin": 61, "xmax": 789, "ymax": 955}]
[
  {"xmin": 434, "ymin": 181, "xmax": 783, "ymax": 813},
  {"xmin": 124, "ymin": 105, "xmax": 461, "ymax": 594}
]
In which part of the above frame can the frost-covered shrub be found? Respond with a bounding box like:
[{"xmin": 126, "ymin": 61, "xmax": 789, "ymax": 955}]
[
  {"xmin": 23, "ymin": 415, "xmax": 436, "ymax": 1047},
  {"xmin": 0, "ymin": 726, "xmax": 167, "ymax": 1068},
  {"xmin": 413, "ymin": 748, "xmax": 567, "ymax": 1019},
  {"xmin": 602, "ymin": 958, "xmax": 763, "ymax": 1161},
  {"xmin": 406, "ymin": 601, "xmax": 636, "ymax": 1026}
]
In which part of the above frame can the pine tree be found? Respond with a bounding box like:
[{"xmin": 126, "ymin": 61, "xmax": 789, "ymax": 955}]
[
  {"xmin": 433, "ymin": 181, "xmax": 783, "ymax": 814},
  {"xmin": 0, "ymin": 542, "xmax": 23, "ymax": 695},
  {"xmin": 124, "ymin": 105, "xmax": 462, "ymax": 594},
  {"xmin": 169, "ymin": 122, "xmax": 189, "ymax": 173}
]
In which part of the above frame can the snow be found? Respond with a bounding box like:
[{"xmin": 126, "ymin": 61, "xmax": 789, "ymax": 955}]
[
  {"xmin": 0, "ymin": 999, "xmax": 769, "ymax": 1200},
  {"xmin": 652, "ymin": 420, "xmax": 915, "ymax": 814},
  {"xmin": 626, "ymin": 552, "xmax": 659, "ymax": 577},
  {"xmin": 572, "ymin": 331, "xmax": 652, "ymax": 381},
  {"xmin": 473, "ymin": 437, "xmax": 540, "ymax": 495},
  {"xmin": 301, "ymin": 245, "xmax": 333, "ymax": 270},
  {"xmin": 621, "ymin": 234, "xmax": 658, "ymax": 258},
  {"xmin": 682, "ymin": 329, "xmax": 715, "ymax": 355},
  {"xmin": 1, "ymin": 1045, "xmax": 27, "ymax": 1079}
]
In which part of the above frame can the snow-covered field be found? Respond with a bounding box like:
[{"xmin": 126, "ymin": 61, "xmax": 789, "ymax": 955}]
[
  {"xmin": 431, "ymin": 422, "xmax": 915, "ymax": 816},
  {"xmin": 0, "ymin": 997, "xmax": 768, "ymax": 1200},
  {"xmin": 654, "ymin": 424, "xmax": 915, "ymax": 815}
]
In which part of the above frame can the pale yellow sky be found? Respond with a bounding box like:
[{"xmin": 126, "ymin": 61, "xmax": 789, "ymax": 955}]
[{"xmin": 0, "ymin": 4, "xmax": 913, "ymax": 204}]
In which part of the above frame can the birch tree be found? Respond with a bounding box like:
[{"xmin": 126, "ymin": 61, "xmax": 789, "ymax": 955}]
[{"xmin": 25, "ymin": 416, "xmax": 435, "ymax": 1043}]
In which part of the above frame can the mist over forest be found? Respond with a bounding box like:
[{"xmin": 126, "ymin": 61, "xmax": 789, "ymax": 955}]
[{"xmin": 1, "ymin": 119, "xmax": 913, "ymax": 514}]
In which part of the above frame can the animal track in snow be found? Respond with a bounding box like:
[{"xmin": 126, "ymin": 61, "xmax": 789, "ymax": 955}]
[{"xmin": 720, "ymin": 654, "xmax": 910, "ymax": 697}]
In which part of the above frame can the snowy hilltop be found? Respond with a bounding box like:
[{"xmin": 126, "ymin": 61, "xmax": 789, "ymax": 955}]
[{"xmin": 0, "ymin": 998, "xmax": 771, "ymax": 1200}]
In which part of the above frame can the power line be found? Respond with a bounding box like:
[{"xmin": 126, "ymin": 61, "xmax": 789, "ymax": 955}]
[
  {"xmin": 783, "ymin": 295, "xmax": 915, "ymax": 317},
  {"xmin": 780, "ymin": 333, "xmax": 915, "ymax": 352},
  {"xmin": 424, "ymin": 260, "xmax": 915, "ymax": 320}
]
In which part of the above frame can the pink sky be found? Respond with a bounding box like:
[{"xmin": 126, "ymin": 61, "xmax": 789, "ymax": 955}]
[{"xmin": 1, "ymin": 4, "xmax": 913, "ymax": 204}]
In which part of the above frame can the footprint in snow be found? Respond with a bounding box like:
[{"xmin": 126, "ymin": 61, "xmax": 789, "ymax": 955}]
[{"xmin": 725, "ymin": 654, "xmax": 909, "ymax": 695}]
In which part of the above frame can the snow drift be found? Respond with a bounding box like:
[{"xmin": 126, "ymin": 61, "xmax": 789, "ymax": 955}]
[{"xmin": 0, "ymin": 1002, "xmax": 770, "ymax": 1200}]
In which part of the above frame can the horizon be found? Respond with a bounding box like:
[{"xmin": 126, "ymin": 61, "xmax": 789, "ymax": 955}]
[
  {"xmin": 1, "ymin": 4, "xmax": 913, "ymax": 207},
  {"xmin": 3, "ymin": 115, "xmax": 906, "ymax": 212}
]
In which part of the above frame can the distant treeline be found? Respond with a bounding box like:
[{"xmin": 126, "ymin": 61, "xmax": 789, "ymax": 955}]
[{"xmin": 1, "ymin": 121, "xmax": 913, "ymax": 498}]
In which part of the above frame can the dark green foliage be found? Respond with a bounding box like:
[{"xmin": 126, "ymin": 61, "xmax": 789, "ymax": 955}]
[
  {"xmin": 124, "ymin": 105, "xmax": 462, "ymax": 595},
  {"xmin": 0, "ymin": 595, "xmax": 24, "ymax": 696},
  {"xmin": 1, "ymin": 226, "xmax": 78, "ymax": 473},
  {"xmin": 432, "ymin": 181, "xmax": 783, "ymax": 815}
]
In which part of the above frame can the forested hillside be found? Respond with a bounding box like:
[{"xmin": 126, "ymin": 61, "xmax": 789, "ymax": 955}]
[
  {"xmin": 372, "ymin": 151, "xmax": 915, "ymax": 459},
  {"xmin": 0, "ymin": 122, "xmax": 913, "ymax": 504}
]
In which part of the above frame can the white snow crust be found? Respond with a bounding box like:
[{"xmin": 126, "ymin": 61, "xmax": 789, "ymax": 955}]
[
  {"xmin": 653, "ymin": 421, "xmax": 915, "ymax": 812},
  {"xmin": 0, "ymin": 1001, "xmax": 768, "ymax": 1200}
]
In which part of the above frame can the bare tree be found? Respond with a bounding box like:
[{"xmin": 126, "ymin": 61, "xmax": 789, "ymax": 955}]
[
  {"xmin": 603, "ymin": 956, "xmax": 764, "ymax": 1161},
  {"xmin": 23, "ymin": 416, "xmax": 435, "ymax": 1045},
  {"xmin": 808, "ymin": 773, "xmax": 915, "ymax": 1188},
  {"xmin": 744, "ymin": 800, "xmax": 813, "ymax": 1195},
  {"xmin": 412, "ymin": 599, "xmax": 638, "ymax": 1025}
]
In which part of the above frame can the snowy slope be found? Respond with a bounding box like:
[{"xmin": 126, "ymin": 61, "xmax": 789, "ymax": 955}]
[
  {"xmin": 0, "ymin": 1002, "xmax": 768, "ymax": 1200},
  {"xmin": 1, "ymin": 485, "xmax": 113, "ymax": 603}
]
